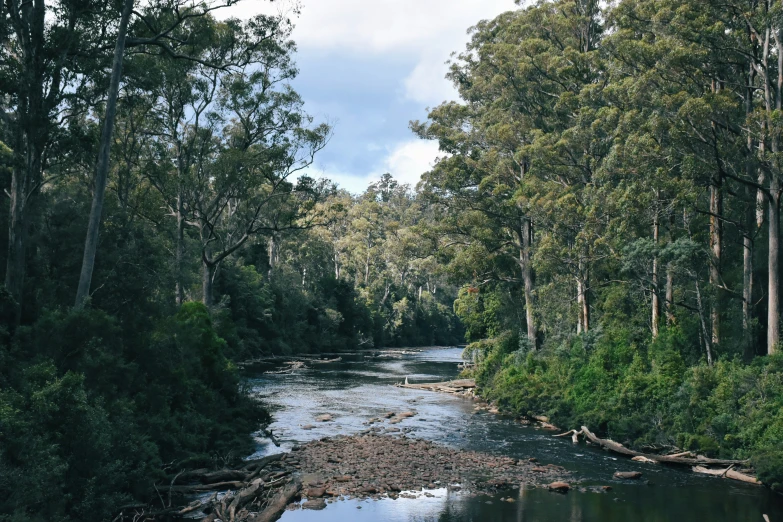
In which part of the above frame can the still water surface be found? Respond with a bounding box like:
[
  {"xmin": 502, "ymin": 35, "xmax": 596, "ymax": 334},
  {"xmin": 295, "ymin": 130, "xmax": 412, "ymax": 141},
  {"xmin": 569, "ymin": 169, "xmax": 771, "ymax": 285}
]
[{"xmin": 245, "ymin": 347, "xmax": 783, "ymax": 521}]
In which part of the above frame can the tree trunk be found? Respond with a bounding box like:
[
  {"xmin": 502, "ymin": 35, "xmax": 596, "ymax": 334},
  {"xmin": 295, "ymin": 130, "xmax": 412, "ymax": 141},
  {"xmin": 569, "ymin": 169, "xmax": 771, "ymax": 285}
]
[
  {"xmin": 202, "ymin": 259, "xmax": 215, "ymax": 307},
  {"xmin": 521, "ymin": 217, "xmax": 537, "ymax": 346},
  {"xmin": 5, "ymin": 163, "xmax": 29, "ymax": 323},
  {"xmin": 175, "ymin": 193, "xmax": 185, "ymax": 306},
  {"xmin": 744, "ymin": 64, "xmax": 756, "ymax": 358},
  {"xmin": 652, "ymin": 212, "xmax": 660, "ymax": 338},
  {"xmin": 768, "ymin": 188, "xmax": 780, "ymax": 355},
  {"xmin": 267, "ymin": 233, "xmax": 279, "ymax": 278},
  {"xmin": 695, "ymin": 278, "xmax": 714, "ymax": 366},
  {"xmin": 577, "ymin": 275, "xmax": 584, "ymax": 335},
  {"xmin": 74, "ymin": 0, "xmax": 135, "ymax": 309},
  {"xmin": 709, "ymin": 180, "xmax": 722, "ymax": 349}
]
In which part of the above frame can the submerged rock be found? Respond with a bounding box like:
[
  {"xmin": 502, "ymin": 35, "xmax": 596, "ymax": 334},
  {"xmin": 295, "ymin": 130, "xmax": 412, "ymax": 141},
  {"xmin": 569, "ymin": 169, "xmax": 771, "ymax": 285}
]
[
  {"xmin": 301, "ymin": 498, "xmax": 327, "ymax": 510},
  {"xmin": 613, "ymin": 471, "xmax": 642, "ymax": 480},
  {"xmin": 547, "ymin": 481, "xmax": 570, "ymax": 492}
]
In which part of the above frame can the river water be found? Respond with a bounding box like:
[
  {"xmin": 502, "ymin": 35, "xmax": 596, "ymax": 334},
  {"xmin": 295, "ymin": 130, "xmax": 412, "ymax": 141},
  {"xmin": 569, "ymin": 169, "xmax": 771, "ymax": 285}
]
[{"xmin": 245, "ymin": 347, "xmax": 783, "ymax": 521}]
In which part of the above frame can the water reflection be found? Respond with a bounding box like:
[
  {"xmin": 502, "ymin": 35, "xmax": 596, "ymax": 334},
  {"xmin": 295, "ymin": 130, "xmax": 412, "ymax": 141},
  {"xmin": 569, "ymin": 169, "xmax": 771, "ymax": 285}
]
[{"xmin": 244, "ymin": 348, "xmax": 783, "ymax": 521}]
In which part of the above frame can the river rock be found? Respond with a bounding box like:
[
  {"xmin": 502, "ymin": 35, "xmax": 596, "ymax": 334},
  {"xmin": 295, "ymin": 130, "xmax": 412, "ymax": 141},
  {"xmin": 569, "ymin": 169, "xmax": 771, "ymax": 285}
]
[
  {"xmin": 302, "ymin": 499, "xmax": 327, "ymax": 510},
  {"xmin": 316, "ymin": 414, "xmax": 333, "ymax": 422},
  {"xmin": 613, "ymin": 471, "xmax": 642, "ymax": 480},
  {"xmin": 305, "ymin": 487, "xmax": 326, "ymax": 498},
  {"xmin": 548, "ymin": 481, "xmax": 570, "ymax": 492}
]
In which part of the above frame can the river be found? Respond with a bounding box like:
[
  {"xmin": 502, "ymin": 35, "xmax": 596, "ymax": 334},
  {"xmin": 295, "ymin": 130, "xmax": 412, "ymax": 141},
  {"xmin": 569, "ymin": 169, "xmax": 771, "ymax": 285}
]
[{"xmin": 244, "ymin": 347, "xmax": 783, "ymax": 521}]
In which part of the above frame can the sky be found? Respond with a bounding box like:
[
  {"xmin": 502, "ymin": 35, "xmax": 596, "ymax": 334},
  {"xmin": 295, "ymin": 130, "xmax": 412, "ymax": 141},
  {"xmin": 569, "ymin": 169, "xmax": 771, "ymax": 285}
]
[{"xmin": 221, "ymin": 0, "xmax": 517, "ymax": 193}]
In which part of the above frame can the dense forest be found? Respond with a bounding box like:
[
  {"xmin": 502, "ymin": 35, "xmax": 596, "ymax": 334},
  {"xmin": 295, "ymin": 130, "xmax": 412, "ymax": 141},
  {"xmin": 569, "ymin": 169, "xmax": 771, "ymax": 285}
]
[
  {"xmin": 4, "ymin": 0, "xmax": 783, "ymax": 519},
  {"xmin": 414, "ymin": 0, "xmax": 783, "ymax": 493},
  {"xmin": 0, "ymin": 2, "xmax": 458, "ymax": 520}
]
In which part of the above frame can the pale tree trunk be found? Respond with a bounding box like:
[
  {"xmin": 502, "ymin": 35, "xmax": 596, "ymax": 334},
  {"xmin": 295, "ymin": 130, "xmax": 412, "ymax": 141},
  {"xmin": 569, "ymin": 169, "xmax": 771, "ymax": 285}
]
[
  {"xmin": 521, "ymin": 217, "xmax": 537, "ymax": 346},
  {"xmin": 709, "ymin": 179, "xmax": 722, "ymax": 349},
  {"xmin": 74, "ymin": 0, "xmax": 135, "ymax": 309},
  {"xmin": 577, "ymin": 275, "xmax": 584, "ymax": 335},
  {"xmin": 577, "ymin": 262, "xmax": 589, "ymax": 334},
  {"xmin": 743, "ymin": 218, "xmax": 754, "ymax": 358},
  {"xmin": 268, "ymin": 234, "xmax": 279, "ymax": 277},
  {"xmin": 768, "ymin": 187, "xmax": 780, "ymax": 355},
  {"xmin": 5, "ymin": 156, "xmax": 35, "ymax": 323},
  {"xmin": 175, "ymin": 194, "xmax": 185, "ymax": 306},
  {"xmin": 744, "ymin": 64, "xmax": 756, "ymax": 358},
  {"xmin": 202, "ymin": 260, "xmax": 215, "ymax": 308},
  {"xmin": 694, "ymin": 279, "xmax": 714, "ymax": 366},
  {"xmin": 665, "ymin": 213, "xmax": 675, "ymax": 324},
  {"xmin": 665, "ymin": 267, "xmax": 675, "ymax": 324},
  {"xmin": 652, "ymin": 211, "xmax": 660, "ymax": 338}
]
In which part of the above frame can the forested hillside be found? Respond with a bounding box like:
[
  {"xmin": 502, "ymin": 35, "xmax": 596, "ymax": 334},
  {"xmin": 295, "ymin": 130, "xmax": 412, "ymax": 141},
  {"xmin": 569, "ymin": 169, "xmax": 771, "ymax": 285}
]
[
  {"xmin": 0, "ymin": 2, "xmax": 457, "ymax": 520},
  {"xmin": 413, "ymin": 0, "xmax": 783, "ymax": 492},
  {"xmin": 4, "ymin": 0, "xmax": 783, "ymax": 519}
]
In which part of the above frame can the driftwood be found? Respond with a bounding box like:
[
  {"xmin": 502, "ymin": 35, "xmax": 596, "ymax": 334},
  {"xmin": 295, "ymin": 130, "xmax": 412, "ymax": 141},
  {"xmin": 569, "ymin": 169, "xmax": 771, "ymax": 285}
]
[
  {"xmin": 248, "ymin": 476, "xmax": 302, "ymax": 522},
  {"xmin": 396, "ymin": 378, "xmax": 476, "ymax": 394},
  {"xmin": 242, "ymin": 452, "xmax": 285, "ymax": 472},
  {"xmin": 693, "ymin": 465, "xmax": 761, "ymax": 485},
  {"xmin": 169, "ymin": 480, "xmax": 245, "ymax": 493},
  {"xmin": 578, "ymin": 426, "xmax": 748, "ymax": 467},
  {"xmin": 227, "ymin": 478, "xmax": 264, "ymax": 521},
  {"xmin": 198, "ymin": 469, "xmax": 250, "ymax": 484},
  {"xmin": 554, "ymin": 429, "xmax": 581, "ymax": 444}
]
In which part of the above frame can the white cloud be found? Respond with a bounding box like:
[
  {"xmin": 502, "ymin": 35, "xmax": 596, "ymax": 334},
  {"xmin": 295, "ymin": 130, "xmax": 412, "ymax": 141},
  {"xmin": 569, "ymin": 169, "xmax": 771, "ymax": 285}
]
[
  {"xmin": 403, "ymin": 51, "xmax": 459, "ymax": 106},
  {"xmin": 222, "ymin": 0, "xmax": 515, "ymax": 104},
  {"xmin": 304, "ymin": 139, "xmax": 441, "ymax": 194},
  {"xmin": 382, "ymin": 139, "xmax": 441, "ymax": 188}
]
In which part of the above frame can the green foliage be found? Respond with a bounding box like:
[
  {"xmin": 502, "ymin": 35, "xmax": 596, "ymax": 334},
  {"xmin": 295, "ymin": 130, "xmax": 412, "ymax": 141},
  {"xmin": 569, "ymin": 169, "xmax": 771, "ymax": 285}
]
[
  {"xmin": 469, "ymin": 329, "xmax": 783, "ymax": 486},
  {"xmin": 0, "ymin": 303, "xmax": 265, "ymax": 522}
]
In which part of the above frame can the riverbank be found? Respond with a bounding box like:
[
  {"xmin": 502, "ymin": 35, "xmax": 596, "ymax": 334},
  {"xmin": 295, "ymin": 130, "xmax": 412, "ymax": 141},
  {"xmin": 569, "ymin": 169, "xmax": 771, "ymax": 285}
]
[
  {"xmin": 248, "ymin": 347, "xmax": 782, "ymax": 521},
  {"xmin": 465, "ymin": 333, "xmax": 783, "ymax": 493}
]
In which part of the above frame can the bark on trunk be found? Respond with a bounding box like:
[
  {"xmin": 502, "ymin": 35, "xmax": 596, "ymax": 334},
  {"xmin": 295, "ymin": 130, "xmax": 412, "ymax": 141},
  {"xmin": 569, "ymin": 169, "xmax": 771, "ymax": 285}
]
[
  {"xmin": 768, "ymin": 188, "xmax": 780, "ymax": 355},
  {"xmin": 709, "ymin": 181, "xmax": 722, "ymax": 348},
  {"xmin": 521, "ymin": 217, "xmax": 537, "ymax": 346},
  {"xmin": 744, "ymin": 65, "xmax": 756, "ymax": 358},
  {"xmin": 695, "ymin": 279, "xmax": 714, "ymax": 366},
  {"xmin": 175, "ymin": 193, "xmax": 185, "ymax": 306},
  {"xmin": 202, "ymin": 260, "xmax": 215, "ymax": 308},
  {"xmin": 5, "ymin": 163, "xmax": 30, "ymax": 322},
  {"xmin": 652, "ymin": 212, "xmax": 660, "ymax": 338},
  {"xmin": 74, "ymin": 0, "xmax": 135, "ymax": 309}
]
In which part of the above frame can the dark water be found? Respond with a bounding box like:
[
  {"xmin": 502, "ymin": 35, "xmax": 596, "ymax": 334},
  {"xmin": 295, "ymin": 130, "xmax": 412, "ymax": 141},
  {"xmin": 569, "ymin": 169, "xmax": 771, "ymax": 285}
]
[{"xmin": 245, "ymin": 347, "xmax": 783, "ymax": 522}]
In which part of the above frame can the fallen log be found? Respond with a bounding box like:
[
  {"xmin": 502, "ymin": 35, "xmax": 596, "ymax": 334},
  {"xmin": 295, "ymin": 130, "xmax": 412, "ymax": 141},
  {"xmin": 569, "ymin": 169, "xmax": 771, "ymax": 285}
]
[
  {"xmin": 169, "ymin": 480, "xmax": 245, "ymax": 493},
  {"xmin": 579, "ymin": 426, "xmax": 748, "ymax": 467},
  {"xmin": 248, "ymin": 476, "xmax": 302, "ymax": 522},
  {"xmin": 228, "ymin": 478, "xmax": 264, "ymax": 521},
  {"xmin": 199, "ymin": 469, "xmax": 250, "ymax": 484},
  {"xmin": 242, "ymin": 452, "xmax": 285, "ymax": 472},
  {"xmin": 396, "ymin": 379, "xmax": 476, "ymax": 393},
  {"xmin": 554, "ymin": 429, "xmax": 582, "ymax": 444},
  {"xmin": 693, "ymin": 465, "xmax": 761, "ymax": 485}
]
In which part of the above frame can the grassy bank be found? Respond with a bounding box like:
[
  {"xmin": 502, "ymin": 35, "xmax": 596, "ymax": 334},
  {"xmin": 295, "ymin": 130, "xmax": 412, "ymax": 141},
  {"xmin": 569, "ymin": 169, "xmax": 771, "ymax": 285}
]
[{"xmin": 465, "ymin": 329, "xmax": 783, "ymax": 492}]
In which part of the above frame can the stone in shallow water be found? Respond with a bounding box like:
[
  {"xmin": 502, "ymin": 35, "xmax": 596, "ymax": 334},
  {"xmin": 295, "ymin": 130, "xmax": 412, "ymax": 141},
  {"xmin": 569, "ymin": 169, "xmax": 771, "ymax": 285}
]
[
  {"xmin": 302, "ymin": 498, "xmax": 327, "ymax": 510},
  {"xmin": 305, "ymin": 487, "xmax": 326, "ymax": 498},
  {"xmin": 548, "ymin": 481, "xmax": 570, "ymax": 492},
  {"xmin": 613, "ymin": 471, "xmax": 642, "ymax": 480}
]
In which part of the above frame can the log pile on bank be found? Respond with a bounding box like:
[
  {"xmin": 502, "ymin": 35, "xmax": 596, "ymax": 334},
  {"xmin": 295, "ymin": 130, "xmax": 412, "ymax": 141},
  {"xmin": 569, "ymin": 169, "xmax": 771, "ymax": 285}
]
[{"xmin": 554, "ymin": 426, "xmax": 760, "ymax": 485}]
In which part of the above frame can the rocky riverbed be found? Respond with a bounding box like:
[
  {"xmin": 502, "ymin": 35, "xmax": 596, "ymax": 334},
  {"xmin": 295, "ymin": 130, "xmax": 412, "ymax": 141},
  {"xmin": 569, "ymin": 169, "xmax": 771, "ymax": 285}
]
[{"xmin": 276, "ymin": 433, "xmax": 572, "ymax": 507}]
